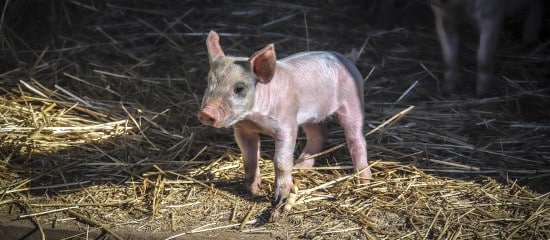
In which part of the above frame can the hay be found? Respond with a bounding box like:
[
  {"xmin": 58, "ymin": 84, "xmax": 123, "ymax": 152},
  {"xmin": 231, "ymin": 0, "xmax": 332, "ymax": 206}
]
[{"xmin": 1, "ymin": 0, "xmax": 549, "ymax": 239}]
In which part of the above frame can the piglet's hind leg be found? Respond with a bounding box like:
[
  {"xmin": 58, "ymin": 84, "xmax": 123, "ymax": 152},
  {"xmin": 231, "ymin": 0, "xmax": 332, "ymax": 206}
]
[
  {"xmin": 337, "ymin": 106, "xmax": 371, "ymax": 184},
  {"xmin": 295, "ymin": 123, "xmax": 328, "ymax": 168}
]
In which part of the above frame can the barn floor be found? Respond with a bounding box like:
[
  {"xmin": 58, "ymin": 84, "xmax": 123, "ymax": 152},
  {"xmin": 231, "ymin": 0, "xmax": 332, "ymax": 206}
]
[{"xmin": 1, "ymin": 1, "xmax": 549, "ymax": 239}]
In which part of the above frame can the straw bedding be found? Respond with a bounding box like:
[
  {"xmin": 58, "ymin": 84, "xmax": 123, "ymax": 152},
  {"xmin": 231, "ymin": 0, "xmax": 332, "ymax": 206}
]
[{"xmin": 0, "ymin": 1, "xmax": 548, "ymax": 239}]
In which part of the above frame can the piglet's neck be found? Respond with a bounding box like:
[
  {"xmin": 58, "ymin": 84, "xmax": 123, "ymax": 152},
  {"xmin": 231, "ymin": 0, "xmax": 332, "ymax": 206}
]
[
  {"xmin": 252, "ymin": 80, "xmax": 276, "ymax": 113},
  {"xmin": 251, "ymin": 66, "xmax": 288, "ymax": 114}
]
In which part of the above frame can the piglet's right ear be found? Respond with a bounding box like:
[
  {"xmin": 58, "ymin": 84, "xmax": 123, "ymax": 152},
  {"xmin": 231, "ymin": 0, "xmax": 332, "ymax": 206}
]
[
  {"xmin": 206, "ymin": 30, "xmax": 225, "ymax": 62},
  {"xmin": 249, "ymin": 44, "xmax": 276, "ymax": 84}
]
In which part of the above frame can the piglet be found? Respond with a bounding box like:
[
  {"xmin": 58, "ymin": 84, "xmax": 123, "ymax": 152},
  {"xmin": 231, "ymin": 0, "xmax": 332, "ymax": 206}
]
[
  {"xmin": 430, "ymin": 0, "xmax": 544, "ymax": 96},
  {"xmin": 197, "ymin": 31, "xmax": 371, "ymax": 217}
]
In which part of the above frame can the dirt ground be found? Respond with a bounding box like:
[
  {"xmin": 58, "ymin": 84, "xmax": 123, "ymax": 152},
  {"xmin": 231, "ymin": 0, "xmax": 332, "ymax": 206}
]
[{"xmin": 1, "ymin": 0, "xmax": 549, "ymax": 239}]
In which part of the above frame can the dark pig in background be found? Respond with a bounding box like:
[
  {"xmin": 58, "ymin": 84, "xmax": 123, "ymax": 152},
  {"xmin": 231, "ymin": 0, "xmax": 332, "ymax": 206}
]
[
  {"xmin": 430, "ymin": 0, "xmax": 544, "ymax": 96},
  {"xmin": 197, "ymin": 31, "xmax": 371, "ymax": 218}
]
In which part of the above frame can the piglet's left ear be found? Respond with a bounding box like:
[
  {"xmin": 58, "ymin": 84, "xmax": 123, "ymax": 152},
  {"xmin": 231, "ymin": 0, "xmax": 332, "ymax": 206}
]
[
  {"xmin": 249, "ymin": 44, "xmax": 276, "ymax": 84},
  {"xmin": 206, "ymin": 30, "xmax": 225, "ymax": 62}
]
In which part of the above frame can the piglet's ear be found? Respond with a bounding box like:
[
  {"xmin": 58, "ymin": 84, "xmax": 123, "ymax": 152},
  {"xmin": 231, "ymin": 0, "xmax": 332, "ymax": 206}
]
[
  {"xmin": 206, "ymin": 30, "xmax": 225, "ymax": 62},
  {"xmin": 249, "ymin": 44, "xmax": 277, "ymax": 84}
]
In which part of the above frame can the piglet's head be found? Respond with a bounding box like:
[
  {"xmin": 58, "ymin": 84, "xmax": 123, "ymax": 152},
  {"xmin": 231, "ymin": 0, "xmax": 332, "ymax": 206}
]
[{"xmin": 198, "ymin": 30, "xmax": 277, "ymax": 128}]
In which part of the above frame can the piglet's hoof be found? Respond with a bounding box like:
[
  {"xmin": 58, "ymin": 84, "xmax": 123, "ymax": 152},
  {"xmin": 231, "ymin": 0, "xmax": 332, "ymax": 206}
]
[
  {"xmin": 268, "ymin": 201, "xmax": 286, "ymax": 222},
  {"xmin": 269, "ymin": 190, "xmax": 299, "ymax": 222}
]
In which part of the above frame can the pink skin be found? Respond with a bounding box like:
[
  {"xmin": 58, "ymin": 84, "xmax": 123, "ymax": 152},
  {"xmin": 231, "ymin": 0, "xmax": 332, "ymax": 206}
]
[
  {"xmin": 430, "ymin": 0, "xmax": 543, "ymax": 96},
  {"xmin": 198, "ymin": 31, "xmax": 371, "ymax": 209}
]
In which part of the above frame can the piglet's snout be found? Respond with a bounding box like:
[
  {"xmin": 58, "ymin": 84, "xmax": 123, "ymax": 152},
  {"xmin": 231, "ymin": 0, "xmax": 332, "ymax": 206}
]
[{"xmin": 197, "ymin": 106, "xmax": 219, "ymax": 126}]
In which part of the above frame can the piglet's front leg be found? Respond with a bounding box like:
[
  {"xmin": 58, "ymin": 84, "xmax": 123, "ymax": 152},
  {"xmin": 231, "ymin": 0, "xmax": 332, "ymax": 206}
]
[
  {"xmin": 269, "ymin": 127, "xmax": 298, "ymax": 221},
  {"xmin": 234, "ymin": 126, "xmax": 261, "ymax": 195}
]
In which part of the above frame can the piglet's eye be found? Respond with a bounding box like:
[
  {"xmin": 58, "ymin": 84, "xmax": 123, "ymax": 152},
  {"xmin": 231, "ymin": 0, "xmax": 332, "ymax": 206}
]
[
  {"xmin": 233, "ymin": 83, "xmax": 246, "ymax": 97},
  {"xmin": 234, "ymin": 86, "xmax": 244, "ymax": 94}
]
